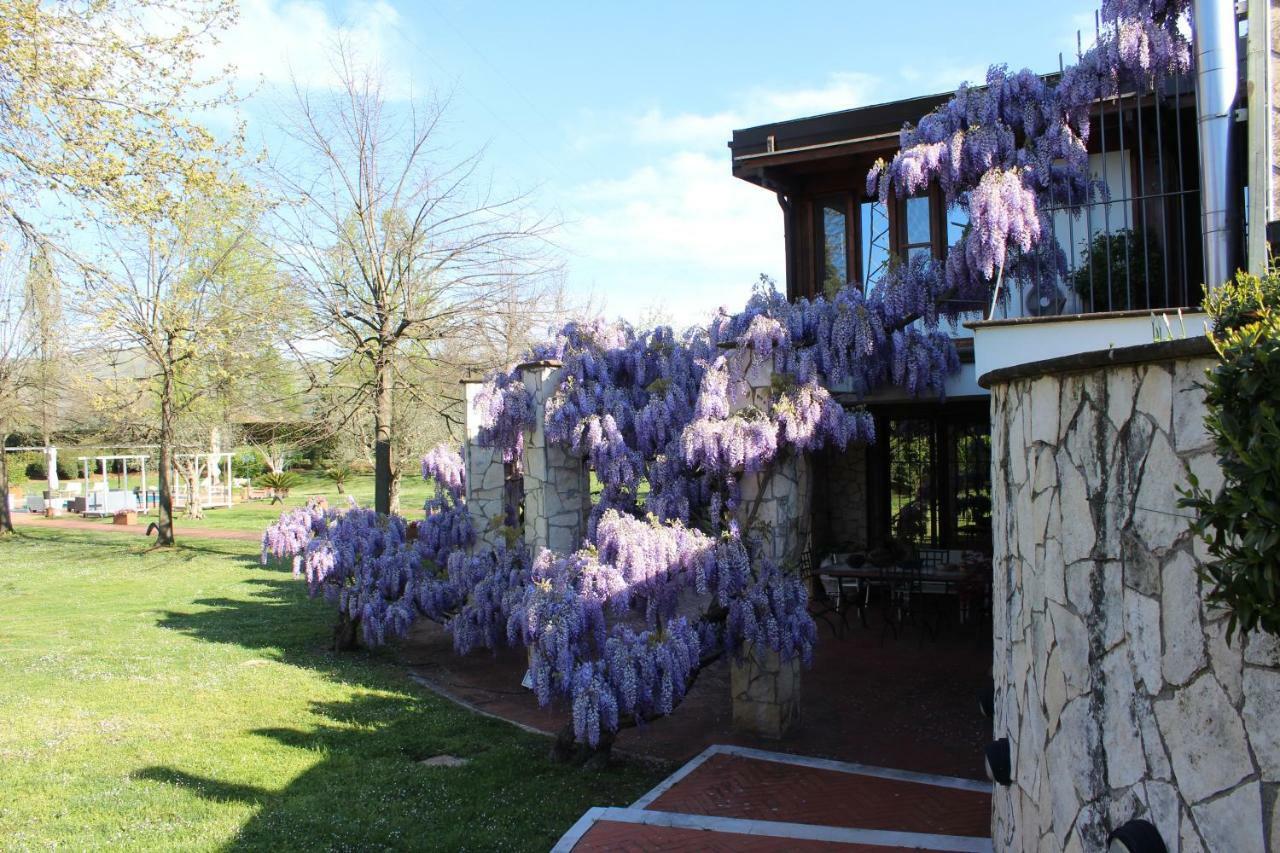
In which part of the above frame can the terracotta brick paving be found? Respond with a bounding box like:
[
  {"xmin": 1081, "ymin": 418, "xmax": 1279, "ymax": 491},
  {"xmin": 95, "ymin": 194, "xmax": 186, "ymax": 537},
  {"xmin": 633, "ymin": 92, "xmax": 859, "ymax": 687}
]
[
  {"xmin": 563, "ymin": 748, "xmax": 993, "ymax": 851},
  {"xmin": 645, "ymin": 753, "xmax": 991, "ymax": 837},
  {"xmin": 402, "ymin": 602, "xmax": 991, "ymax": 777},
  {"xmin": 574, "ymin": 821, "xmax": 884, "ymax": 851}
]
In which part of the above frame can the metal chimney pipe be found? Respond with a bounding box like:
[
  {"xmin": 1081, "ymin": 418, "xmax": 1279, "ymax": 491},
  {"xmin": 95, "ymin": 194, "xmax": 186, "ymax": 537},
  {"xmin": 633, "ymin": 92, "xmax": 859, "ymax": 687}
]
[{"xmin": 1192, "ymin": 0, "xmax": 1242, "ymax": 289}]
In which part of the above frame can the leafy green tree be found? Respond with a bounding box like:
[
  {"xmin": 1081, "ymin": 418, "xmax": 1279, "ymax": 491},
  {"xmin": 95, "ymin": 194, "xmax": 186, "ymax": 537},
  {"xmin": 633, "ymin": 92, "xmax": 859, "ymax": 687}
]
[{"xmin": 1183, "ymin": 269, "xmax": 1280, "ymax": 640}]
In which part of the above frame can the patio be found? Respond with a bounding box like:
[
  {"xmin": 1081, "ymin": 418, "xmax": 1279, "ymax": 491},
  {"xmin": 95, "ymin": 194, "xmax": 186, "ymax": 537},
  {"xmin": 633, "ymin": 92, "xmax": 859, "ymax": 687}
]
[
  {"xmin": 555, "ymin": 744, "xmax": 993, "ymax": 851},
  {"xmin": 400, "ymin": 599, "xmax": 992, "ymax": 779}
]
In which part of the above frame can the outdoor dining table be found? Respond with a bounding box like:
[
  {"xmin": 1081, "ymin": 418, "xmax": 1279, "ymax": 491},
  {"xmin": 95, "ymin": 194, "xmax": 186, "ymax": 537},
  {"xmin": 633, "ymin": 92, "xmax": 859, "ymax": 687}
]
[{"xmin": 817, "ymin": 554, "xmax": 992, "ymax": 640}]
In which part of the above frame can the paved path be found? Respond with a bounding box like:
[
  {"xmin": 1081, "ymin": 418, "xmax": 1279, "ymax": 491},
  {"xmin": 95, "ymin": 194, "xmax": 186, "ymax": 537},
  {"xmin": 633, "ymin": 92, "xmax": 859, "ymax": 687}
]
[
  {"xmin": 556, "ymin": 745, "xmax": 993, "ymax": 852},
  {"xmin": 9, "ymin": 512, "xmax": 260, "ymax": 542}
]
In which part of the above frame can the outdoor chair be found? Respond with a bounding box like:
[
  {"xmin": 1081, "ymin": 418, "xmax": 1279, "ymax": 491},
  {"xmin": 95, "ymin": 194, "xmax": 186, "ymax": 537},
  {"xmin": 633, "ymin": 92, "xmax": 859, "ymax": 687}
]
[
  {"xmin": 799, "ymin": 542, "xmax": 843, "ymax": 639},
  {"xmin": 879, "ymin": 560, "xmax": 922, "ymax": 645}
]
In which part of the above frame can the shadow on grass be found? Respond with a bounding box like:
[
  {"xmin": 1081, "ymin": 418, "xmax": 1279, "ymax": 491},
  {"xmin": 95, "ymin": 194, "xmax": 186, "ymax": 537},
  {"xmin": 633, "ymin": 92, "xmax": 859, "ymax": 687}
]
[
  {"xmin": 143, "ymin": 571, "xmax": 656, "ymax": 850},
  {"xmin": 3, "ymin": 528, "xmax": 264, "ymax": 568}
]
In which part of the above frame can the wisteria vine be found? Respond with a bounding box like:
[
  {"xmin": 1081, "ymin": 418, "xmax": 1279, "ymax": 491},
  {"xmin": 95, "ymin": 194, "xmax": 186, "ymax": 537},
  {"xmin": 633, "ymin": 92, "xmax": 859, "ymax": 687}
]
[{"xmin": 262, "ymin": 0, "xmax": 1191, "ymax": 753}]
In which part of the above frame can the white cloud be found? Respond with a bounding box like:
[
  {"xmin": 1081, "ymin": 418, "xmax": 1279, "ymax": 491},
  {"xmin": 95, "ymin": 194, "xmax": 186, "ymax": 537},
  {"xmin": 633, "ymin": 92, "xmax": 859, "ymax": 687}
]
[
  {"xmin": 562, "ymin": 72, "xmax": 896, "ymax": 324},
  {"xmin": 563, "ymin": 151, "xmax": 782, "ymax": 326},
  {"xmin": 211, "ymin": 0, "xmax": 404, "ymax": 91},
  {"xmin": 624, "ymin": 72, "xmax": 882, "ymax": 149},
  {"xmin": 750, "ymin": 71, "xmax": 881, "ymax": 118}
]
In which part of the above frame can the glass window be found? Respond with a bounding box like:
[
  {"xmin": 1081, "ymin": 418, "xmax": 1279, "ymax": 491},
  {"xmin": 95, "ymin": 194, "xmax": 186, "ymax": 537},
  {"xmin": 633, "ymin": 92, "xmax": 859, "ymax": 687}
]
[
  {"xmin": 948, "ymin": 420, "xmax": 991, "ymax": 549},
  {"xmin": 946, "ymin": 204, "xmax": 968, "ymax": 247},
  {"xmin": 905, "ymin": 196, "xmax": 932, "ymax": 245},
  {"xmin": 888, "ymin": 418, "xmax": 937, "ymax": 546},
  {"xmin": 897, "ymin": 194, "xmax": 935, "ymax": 271},
  {"xmin": 861, "ymin": 199, "xmax": 890, "ymax": 290},
  {"xmin": 817, "ymin": 198, "xmax": 849, "ymax": 298},
  {"xmin": 879, "ymin": 412, "xmax": 992, "ymax": 550}
]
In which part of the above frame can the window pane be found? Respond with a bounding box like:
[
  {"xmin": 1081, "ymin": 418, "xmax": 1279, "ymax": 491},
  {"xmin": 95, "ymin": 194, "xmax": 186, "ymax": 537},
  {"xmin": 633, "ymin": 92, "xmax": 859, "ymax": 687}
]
[
  {"xmin": 905, "ymin": 195, "xmax": 931, "ymax": 245},
  {"xmin": 949, "ymin": 421, "xmax": 992, "ymax": 549},
  {"xmin": 907, "ymin": 246, "xmax": 931, "ymax": 264},
  {"xmin": 861, "ymin": 200, "xmax": 890, "ymax": 289},
  {"xmin": 946, "ymin": 204, "xmax": 968, "ymax": 247},
  {"xmin": 888, "ymin": 418, "xmax": 936, "ymax": 546},
  {"xmin": 820, "ymin": 200, "xmax": 848, "ymax": 296}
]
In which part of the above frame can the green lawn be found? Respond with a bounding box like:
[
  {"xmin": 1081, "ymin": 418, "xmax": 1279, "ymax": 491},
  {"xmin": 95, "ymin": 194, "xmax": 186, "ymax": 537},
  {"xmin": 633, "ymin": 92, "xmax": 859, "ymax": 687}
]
[{"xmin": 0, "ymin": 529, "xmax": 659, "ymax": 851}]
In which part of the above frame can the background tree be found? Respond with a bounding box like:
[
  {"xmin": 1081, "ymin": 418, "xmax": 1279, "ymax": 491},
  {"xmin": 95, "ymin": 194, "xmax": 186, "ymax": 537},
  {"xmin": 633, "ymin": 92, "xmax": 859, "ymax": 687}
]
[
  {"xmin": 270, "ymin": 46, "xmax": 557, "ymax": 516},
  {"xmin": 0, "ymin": 243, "xmax": 37, "ymax": 534},
  {"xmin": 81, "ymin": 189, "xmax": 290, "ymax": 544},
  {"xmin": 23, "ymin": 248, "xmax": 66, "ymax": 494},
  {"xmin": 0, "ymin": 0, "xmax": 239, "ymax": 243}
]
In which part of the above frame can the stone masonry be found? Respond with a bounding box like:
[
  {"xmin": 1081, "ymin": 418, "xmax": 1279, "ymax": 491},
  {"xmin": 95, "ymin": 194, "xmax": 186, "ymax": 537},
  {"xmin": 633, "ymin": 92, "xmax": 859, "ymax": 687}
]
[
  {"xmin": 989, "ymin": 349, "xmax": 1280, "ymax": 852},
  {"xmin": 462, "ymin": 379, "xmax": 510, "ymax": 551},
  {"xmin": 520, "ymin": 361, "xmax": 591, "ymax": 557},
  {"xmin": 731, "ymin": 346, "xmax": 808, "ymax": 738},
  {"xmin": 812, "ymin": 443, "xmax": 869, "ymax": 554}
]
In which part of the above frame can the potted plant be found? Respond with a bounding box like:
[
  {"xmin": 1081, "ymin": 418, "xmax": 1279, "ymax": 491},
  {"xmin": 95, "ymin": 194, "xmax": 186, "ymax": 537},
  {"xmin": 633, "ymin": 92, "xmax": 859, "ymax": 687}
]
[{"xmin": 1069, "ymin": 228, "xmax": 1165, "ymax": 312}]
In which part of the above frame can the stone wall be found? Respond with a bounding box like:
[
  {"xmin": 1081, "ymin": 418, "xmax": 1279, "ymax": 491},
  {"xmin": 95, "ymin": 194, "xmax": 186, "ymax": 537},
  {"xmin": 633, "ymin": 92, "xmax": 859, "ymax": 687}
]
[
  {"xmin": 812, "ymin": 444, "xmax": 869, "ymax": 554},
  {"xmin": 520, "ymin": 361, "xmax": 591, "ymax": 557},
  {"xmin": 988, "ymin": 345, "xmax": 1280, "ymax": 852},
  {"xmin": 730, "ymin": 346, "xmax": 808, "ymax": 737},
  {"xmin": 733, "ymin": 347, "xmax": 813, "ymax": 569},
  {"xmin": 462, "ymin": 380, "xmax": 511, "ymax": 551}
]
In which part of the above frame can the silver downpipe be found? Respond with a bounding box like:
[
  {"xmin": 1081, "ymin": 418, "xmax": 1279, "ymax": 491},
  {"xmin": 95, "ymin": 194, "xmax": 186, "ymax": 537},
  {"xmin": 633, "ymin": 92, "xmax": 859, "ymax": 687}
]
[{"xmin": 1192, "ymin": 0, "xmax": 1241, "ymax": 288}]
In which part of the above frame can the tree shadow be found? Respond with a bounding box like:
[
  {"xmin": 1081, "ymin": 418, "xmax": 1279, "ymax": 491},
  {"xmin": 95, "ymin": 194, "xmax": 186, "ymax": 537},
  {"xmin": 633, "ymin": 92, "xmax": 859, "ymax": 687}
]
[
  {"xmin": 145, "ymin": 570, "xmax": 658, "ymax": 850},
  {"xmin": 131, "ymin": 691, "xmax": 648, "ymax": 851}
]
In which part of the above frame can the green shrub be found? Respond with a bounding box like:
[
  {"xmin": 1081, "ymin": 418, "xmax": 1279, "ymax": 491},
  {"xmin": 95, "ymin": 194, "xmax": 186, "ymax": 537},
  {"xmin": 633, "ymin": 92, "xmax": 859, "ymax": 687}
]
[
  {"xmin": 24, "ymin": 458, "xmax": 75, "ymax": 482},
  {"xmin": 1182, "ymin": 269, "xmax": 1280, "ymax": 640}
]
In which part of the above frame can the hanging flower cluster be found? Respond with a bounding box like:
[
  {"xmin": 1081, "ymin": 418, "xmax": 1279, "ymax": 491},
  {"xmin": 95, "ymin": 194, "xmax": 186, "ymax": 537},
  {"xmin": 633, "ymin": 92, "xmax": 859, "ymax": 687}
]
[
  {"xmin": 868, "ymin": 0, "xmax": 1191, "ymax": 301},
  {"xmin": 260, "ymin": 503, "xmax": 331, "ymax": 576},
  {"xmin": 421, "ymin": 443, "xmax": 466, "ymax": 501}
]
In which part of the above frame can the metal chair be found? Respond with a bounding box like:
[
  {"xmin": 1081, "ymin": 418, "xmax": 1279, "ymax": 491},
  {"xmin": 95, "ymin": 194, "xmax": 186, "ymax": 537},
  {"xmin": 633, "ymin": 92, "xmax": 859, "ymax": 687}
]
[{"xmin": 798, "ymin": 542, "xmax": 843, "ymax": 638}]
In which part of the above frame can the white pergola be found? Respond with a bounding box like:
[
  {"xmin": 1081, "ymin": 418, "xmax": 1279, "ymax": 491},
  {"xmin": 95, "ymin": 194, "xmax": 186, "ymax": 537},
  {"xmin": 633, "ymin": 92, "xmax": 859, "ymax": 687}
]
[
  {"xmin": 77, "ymin": 454, "xmax": 151, "ymax": 515},
  {"xmin": 173, "ymin": 452, "xmax": 235, "ymax": 510}
]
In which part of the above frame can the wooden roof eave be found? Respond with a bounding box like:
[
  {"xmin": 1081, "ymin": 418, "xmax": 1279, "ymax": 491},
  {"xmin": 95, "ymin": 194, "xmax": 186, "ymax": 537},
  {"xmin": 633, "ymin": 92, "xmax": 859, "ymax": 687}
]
[{"xmin": 731, "ymin": 133, "xmax": 903, "ymax": 184}]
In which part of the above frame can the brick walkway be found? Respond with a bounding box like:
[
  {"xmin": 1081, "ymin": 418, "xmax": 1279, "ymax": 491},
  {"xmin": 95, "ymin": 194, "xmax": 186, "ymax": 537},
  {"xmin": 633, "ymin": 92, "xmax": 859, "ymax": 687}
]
[
  {"xmin": 556, "ymin": 745, "xmax": 992, "ymax": 852},
  {"xmin": 9, "ymin": 512, "xmax": 260, "ymax": 542}
]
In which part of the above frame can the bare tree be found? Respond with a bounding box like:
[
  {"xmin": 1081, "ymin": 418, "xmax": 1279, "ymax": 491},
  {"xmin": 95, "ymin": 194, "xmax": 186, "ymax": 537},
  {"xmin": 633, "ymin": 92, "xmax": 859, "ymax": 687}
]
[
  {"xmin": 270, "ymin": 45, "xmax": 559, "ymax": 515},
  {"xmin": 0, "ymin": 244, "xmax": 37, "ymax": 534},
  {"xmin": 80, "ymin": 190, "xmax": 289, "ymax": 545}
]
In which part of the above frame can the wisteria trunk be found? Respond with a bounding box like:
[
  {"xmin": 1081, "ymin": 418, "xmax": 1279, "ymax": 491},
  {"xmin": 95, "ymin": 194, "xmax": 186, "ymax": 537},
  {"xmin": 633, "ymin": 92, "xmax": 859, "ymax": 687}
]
[
  {"xmin": 550, "ymin": 722, "xmax": 615, "ymax": 769},
  {"xmin": 333, "ymin": 612, "xmax": 361, "ymax": 651},
  {"xmin": 373, "ymin": 351, "xmax": 393, "ymax": 516}
]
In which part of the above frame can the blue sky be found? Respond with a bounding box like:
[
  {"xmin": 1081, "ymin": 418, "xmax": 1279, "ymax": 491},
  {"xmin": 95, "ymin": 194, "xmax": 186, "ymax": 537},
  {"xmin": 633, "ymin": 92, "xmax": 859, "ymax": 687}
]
[{"xmin": 222, "ymin": 0, "xmax": 1100, "ymax": 325}]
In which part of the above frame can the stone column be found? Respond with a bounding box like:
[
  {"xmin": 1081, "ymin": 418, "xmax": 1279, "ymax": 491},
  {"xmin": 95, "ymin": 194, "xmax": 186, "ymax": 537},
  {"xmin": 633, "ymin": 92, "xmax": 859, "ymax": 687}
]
[
  {"xmin": 733, "ymin": 347, "xmax": 812, "ymax": 568},
  {"xmin": 730, "ymin": 345, "xmax": 807, "ymax": 738},
  {"xmin": 732, "ymin": 644, "xmax": 801, "ymax": 739},
  {"xmin": 462, "ymin": 379, "xmax": 511, "ymax": 552},
  {"xmin": 520, "ymin": 361, "xmax": 590, "ymax": 556}
]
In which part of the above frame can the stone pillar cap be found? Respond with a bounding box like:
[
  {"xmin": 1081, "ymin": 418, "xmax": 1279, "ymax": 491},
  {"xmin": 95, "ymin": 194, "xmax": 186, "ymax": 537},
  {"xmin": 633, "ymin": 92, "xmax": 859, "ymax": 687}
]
[{"xmin": 517, "ymin": 359, "xmax": 563, "ymax": 370}]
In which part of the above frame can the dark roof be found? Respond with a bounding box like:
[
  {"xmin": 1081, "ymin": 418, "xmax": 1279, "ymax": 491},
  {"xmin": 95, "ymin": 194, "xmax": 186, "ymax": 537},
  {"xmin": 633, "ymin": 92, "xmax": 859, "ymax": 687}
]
[{"xmin": 728, "ymin": 89, "xmax": 954, "ymax": 162}]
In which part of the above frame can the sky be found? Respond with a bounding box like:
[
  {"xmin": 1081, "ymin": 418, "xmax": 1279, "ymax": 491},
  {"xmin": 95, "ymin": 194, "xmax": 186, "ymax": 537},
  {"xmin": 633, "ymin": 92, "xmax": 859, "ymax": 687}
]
[{"xmin": 219, "ymin": 0, "xmax": 1101, "ymax": 326}]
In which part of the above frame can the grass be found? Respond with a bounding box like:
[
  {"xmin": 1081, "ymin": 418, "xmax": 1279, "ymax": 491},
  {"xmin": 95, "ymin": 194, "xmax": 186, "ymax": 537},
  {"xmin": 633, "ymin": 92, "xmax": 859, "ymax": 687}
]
[{"xmin": 0, "ymin": 528, "xmax": 660, "ymax": 850}]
